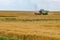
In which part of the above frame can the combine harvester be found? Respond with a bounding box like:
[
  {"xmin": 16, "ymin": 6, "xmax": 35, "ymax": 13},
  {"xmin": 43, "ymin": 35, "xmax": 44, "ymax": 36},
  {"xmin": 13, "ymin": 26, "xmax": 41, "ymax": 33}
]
[{"xmin": 34, "ymin": 9, "xmax": 48, "ymax": 15}]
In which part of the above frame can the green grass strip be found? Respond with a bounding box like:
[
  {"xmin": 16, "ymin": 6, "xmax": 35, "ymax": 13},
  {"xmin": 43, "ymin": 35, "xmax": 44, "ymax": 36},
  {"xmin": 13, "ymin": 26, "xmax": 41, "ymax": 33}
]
[{"xmin": 0, "ymin": 36, "xmax": 19, "ymax": 40}]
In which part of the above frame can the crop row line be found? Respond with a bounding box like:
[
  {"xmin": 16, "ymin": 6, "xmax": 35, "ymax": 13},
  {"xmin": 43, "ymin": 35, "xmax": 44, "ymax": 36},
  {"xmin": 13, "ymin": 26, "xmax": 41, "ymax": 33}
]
[{"xmin": 0, "ymin": 18, "xmax": 60, "ymax": 22}]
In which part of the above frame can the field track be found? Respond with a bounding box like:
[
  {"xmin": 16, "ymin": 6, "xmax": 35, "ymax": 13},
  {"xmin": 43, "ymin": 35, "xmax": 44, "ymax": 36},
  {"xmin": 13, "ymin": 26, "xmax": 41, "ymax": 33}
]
[{"xmin": 0, "ymin": 11, "xmax": 60, "ymax": 40}]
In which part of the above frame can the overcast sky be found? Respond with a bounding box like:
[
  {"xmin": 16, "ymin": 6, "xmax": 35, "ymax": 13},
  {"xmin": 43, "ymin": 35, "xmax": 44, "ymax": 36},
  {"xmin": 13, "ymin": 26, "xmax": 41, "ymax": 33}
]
[{"xmin": 0, "ymin": 0, "xmax": 60, "ymax": 11}]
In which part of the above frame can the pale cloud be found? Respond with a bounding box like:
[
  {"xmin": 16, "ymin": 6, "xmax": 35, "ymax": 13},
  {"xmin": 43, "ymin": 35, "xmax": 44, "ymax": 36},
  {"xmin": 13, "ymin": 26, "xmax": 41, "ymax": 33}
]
[
  {"xmin": 0, "ymin": 0, "xmax": 15, "ymax": 5},
  {"xmin": 40, "ymin": 0, "xmax": 60, "ymax": 11},
  {"xmin": 30, "ymin": 0, "xmax": 60, "ymax": 11},
  {"xmin": 45, "ymin": 0, "xmax": 60, "ymax": 2},
  {"xmin": 53, "ymin": 0, "xmax": 58, "ymax": 1},
  {"xmin": 0, "ymin": 0, "xmax": 13, "ymax": 5},
  {"xmin": 0, "ymin": 0, "xmax": 60, "ymax": 11},
  {"xmin": 0, "ymin": 0, "xmax": 17, "ymax": 10}
]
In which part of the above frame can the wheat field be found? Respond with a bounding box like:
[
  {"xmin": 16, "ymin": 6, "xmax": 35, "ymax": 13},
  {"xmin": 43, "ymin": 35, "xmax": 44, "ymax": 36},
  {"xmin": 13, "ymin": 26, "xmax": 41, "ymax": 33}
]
[{"xmin": 0, "ymin": 11, "xmax": 60, "ymax": 40}]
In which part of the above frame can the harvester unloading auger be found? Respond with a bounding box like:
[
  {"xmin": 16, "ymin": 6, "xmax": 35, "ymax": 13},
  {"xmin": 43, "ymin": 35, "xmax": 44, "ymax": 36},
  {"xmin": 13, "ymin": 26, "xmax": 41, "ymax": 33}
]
[{"xmin": 34, "ymin": 9, "xmax": 48, "ymax": 15}]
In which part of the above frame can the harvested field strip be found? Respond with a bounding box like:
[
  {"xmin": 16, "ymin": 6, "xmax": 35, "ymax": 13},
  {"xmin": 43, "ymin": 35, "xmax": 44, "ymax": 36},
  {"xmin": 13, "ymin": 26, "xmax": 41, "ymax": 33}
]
[
  {"xmin": 0, "ymin": 16, "xmax": 16, "ymax": 17},
  {"xmin": 0, "ymin": 19, "xmax": 60, "ymax": 22}
]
